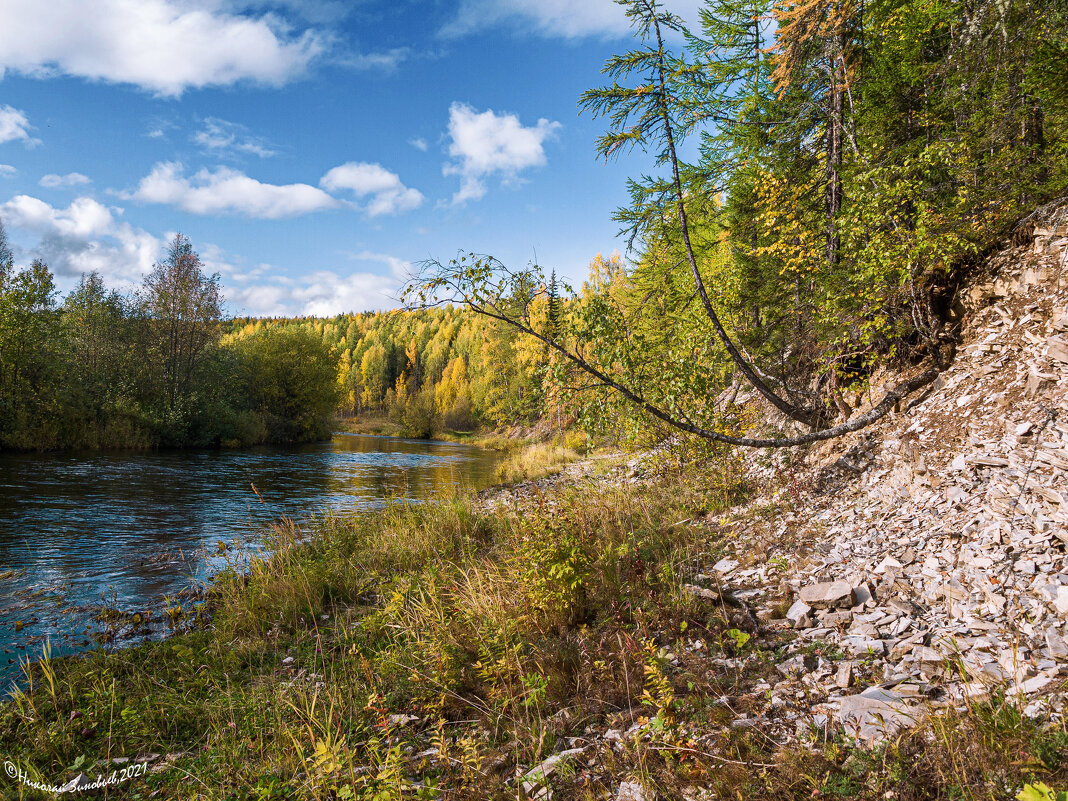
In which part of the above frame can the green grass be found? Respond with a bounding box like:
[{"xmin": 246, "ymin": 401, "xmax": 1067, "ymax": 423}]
[
  {"xmin": 333, "ymin": 414, "xmax": 406, "ymax": 438},
  {"xmin": 333, "ymin": 414, "xmax": 528, "ymax": 452},
  {"xmin": 432, "ymin": 429, "xmax": 518, "ymax": 450}
]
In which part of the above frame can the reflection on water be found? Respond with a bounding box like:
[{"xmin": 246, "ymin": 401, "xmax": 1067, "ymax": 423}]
[{"xmin": 0, "ymin": 433, "xmax": 499, "ymax": 681}]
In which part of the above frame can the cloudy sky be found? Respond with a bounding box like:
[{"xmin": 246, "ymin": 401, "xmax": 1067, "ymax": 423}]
[{"xmin": 0, "ymin": 0, "xmax": 701, "ymax": 317}]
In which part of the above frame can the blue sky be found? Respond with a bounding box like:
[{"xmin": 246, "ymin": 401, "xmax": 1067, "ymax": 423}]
[{"xmin": 0, "ymin": 0, "xmax": 701, "ymax": 317}]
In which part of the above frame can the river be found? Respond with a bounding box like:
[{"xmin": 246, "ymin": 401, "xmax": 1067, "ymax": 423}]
[{"xmin": 0, "ymin": 433, "xmax": 499, "ymax": 684}]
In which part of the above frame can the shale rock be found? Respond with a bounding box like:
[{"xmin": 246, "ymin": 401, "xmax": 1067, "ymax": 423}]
[{"xmin": 799, "ymin": 581, "xmax": 856, "ymax": 609}]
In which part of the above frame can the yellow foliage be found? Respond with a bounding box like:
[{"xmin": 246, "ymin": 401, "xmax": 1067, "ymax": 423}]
[{"xmin": 434, "ymin": 356, "xmax": 468, "ymax": 415}]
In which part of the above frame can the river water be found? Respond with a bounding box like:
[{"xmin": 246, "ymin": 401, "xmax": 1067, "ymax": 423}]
[{"xmin": 0, "ymin": 434, "xmax": 499, "ymax": 683}]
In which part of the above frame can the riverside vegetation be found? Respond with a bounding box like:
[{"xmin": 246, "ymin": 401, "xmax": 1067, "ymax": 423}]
[
  {"xmin": 2, "ymin": 0, "xmax": 1068, "ymax": 797},
  {"xmin": 0, "ymin": 221, "xmax": 587, "ymax": 450},
  {"xmin": 3, "ymin": 421, "xmax": 1068, "ymax": 800},
  {"xmin": 0, "ymin": 231, "xmax": 339, "ymax": 451}
]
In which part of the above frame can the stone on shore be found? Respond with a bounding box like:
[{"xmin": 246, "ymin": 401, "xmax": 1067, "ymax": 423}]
[{"xmin": 799, "ymin": 581, "xmax": 856, "ymax": 609}]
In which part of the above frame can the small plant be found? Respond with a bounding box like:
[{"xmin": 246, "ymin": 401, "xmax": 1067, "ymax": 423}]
[
  {"xmin": 521, "ymin": 671, "xmax": 549, "ymax": 711},
  {"xmin": 768, "ymin": 556, "xmax": 790, "ymax": 573},
  {"xmin": 1019, "ymin": 783, "xmax": 1068, "ymax": 801},
  {"xmin": 725, "ymin": 628, "xmax": 751, "ymax": 652},
  {"xmin": 640, "ymin": 643, "xmax": 677, "ymax": 731},
  {"xmin": 517, "ymin": 526, "xmax": 588, "ymax": 629}
]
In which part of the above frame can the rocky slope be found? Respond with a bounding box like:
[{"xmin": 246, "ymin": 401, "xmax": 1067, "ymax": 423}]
[
  {"xmin": 693, "ymin": 197, "xmax": 1068, "ymax": 746},
  {"xmin": 469, "ymin": 204, "xmax": 1068, "ymax": 798}
]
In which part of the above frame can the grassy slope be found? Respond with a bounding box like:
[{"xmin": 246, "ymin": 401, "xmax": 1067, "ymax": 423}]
[{"xmin": 2, "ymin": 455, "xmax": 1067, "ymax": 800}]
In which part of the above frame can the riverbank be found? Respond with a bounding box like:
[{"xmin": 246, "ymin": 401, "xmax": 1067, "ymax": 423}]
[
  {"xmin": 3, "ymin": 447, "xmax": 1066, "ymax": 799},
  {"xmin": 335, "ymin": 413, "xmax": 591, "ymax": 483},
  {"xmin": 0, "ymin": 456, "xmax": 751, "ymax": 799},
  {"xmin": 0, "ymin": 434, "xmax": 502, "ymax": 690}
]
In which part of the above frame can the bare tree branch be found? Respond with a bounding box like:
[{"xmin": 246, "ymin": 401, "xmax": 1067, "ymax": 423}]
[{"xmin": 408, "ymin": 256, "xmax": 942, "ymax": 449}]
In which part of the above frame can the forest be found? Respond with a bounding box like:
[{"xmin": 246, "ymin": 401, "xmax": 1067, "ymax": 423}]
[
  {"xmin": 0, "ymin": 217, "xmax": 580, "ymax": 451},
  {"xmin": 223, "ymin": 260, "xmax": 615, "ymax": 442},
  {"xmin": 409, "ymin": 0, "xmax": 1068, "ymax": 449},
  {"xmin": 2, "ymin": 0, "xmax": 1066, "ymax": 455},
  {"xmin": 0, "ymin": 230, "xmax": 339, "ymax": 450}
]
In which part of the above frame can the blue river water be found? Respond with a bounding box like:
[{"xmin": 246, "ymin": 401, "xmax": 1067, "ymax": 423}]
[{"xmin": 0, "ymin": 433, "xmax": 499, "ymax": 684}]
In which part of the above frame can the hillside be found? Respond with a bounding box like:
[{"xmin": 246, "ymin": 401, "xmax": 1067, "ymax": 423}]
[
  {"xmin": 676, "ymin": 198, "xmax": 1068, "ymax": 746},
  {"xmin": 475, "ymin": 201, "xmax": 1068, "ymax": 795}
]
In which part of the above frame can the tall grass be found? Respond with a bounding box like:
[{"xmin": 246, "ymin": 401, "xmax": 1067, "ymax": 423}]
[{"xmin": 494, "ymin": 441, "xmax": 581, "ymax": 483}]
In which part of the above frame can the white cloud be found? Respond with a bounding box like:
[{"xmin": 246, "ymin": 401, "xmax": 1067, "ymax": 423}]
[
  {"xmin": 0, "ymin": 0, "xmax": 327, "ymax": 96},
  {"xmin": 320, "ymin": 162, "xmax": 423, "ymax": 217},
  {"xmin": 0, "ymin": 193, "xmax": 161, "ymax": 286},
  {"xmin": 344, "ymin": 249, "xmax": 413, "ymax": 280},
  {"xmin": 2, "ymin": 195, "xmax": 115, "ymax": 239},
  {"xmin": 0, "ymin": 106, "xmax": 39, "ymax": 146},
  {"xmin": 193, "ymin": 117, "xmax": 278, "ymax": 158},
  {"xmin": 443, "ymin": 102, "xmax": 560, "ymax": 204},
  {"xmin": 192, "ymin": 241, "xmax": 410, "ymax": 316},
  {"xmin": 227, "ymin": 269, "xmax": 401, "ymax": 316},
  {"xmin": 145, "ymin": 117, "xmax": 179, "ymax": 140},
  {"xmin": 0, "ymin": 165, "xmax": 16, "ymax": 178},
  {"xmin": 1, "ymin": 190, "xmax": 410, "ymax": 316},
  {"xmin": 130, "ymin": 162, "xmax": 340, "ymax": 218},
  {"xmin": 193, "ymin": 241, "xmax": 280, "ymax": 289},
  {"xmin": 442, "ymin": 0, "xmax": 702, "ymax": 39},
  {"xmin": 40, "ymin": 172, "xmax": 92, "ymax": 189},
  {"xmin": 222, "ymin": 247, "xmax": 411, "ymax": 316},
  {"xmin": 408, "ymin": 137, "xmax": 428, "ymax": 152}
]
